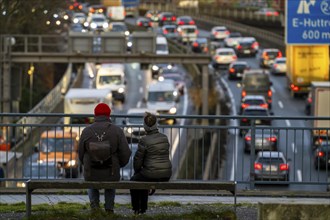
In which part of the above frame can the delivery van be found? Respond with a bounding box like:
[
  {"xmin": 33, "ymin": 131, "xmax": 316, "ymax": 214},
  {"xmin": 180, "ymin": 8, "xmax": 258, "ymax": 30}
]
[
  {"xmin": 96, "ymin": 63, "xmax": 127, "ymax": 103},
  {"xmin": 107, "ymin": 6, "xmax": 125, "ymax": 21},
  {"xmin": 156, "ymin": 36, "xmax": 169, "ymax": 55}
]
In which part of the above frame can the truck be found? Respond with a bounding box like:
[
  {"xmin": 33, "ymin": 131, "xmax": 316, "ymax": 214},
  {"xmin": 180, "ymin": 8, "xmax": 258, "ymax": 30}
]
[
  {"xmin": 286, "ymin": 45, "xmax": 329, "ymax": 98},
  {"xmin": 64, "ymin": 88, "xmax": 112, "ymax": 136},
  {"xmin": 311, "ymin": 81, "xmax": 330, "ymax": 147},
  {"xmin": 101, "ymin": 0, "xmax": 139, "ymax": 17}
]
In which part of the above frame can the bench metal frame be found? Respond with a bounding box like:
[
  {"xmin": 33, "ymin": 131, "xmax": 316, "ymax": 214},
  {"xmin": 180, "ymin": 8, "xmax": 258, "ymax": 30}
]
[{"xmin": 25, "ymin": 180, "xmax": 237, "ymax": 217}]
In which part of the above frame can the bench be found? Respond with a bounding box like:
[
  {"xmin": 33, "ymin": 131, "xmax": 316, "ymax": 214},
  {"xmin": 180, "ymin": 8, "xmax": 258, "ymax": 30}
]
[{"xmin": 25, "ymin": 180, "xmax": 237, "ymax": 217}]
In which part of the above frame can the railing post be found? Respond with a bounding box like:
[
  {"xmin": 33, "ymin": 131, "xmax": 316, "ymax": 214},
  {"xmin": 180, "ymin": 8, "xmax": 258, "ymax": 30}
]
[{"xmin": 250, "ymin": 119, "xmax": 256, "ymax": 189}]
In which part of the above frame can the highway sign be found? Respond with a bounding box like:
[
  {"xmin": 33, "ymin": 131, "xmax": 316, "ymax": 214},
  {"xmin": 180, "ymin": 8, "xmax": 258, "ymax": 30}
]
[{"xmin": 286, "ymin": 0, "xmax": 330, "ymax": 44}]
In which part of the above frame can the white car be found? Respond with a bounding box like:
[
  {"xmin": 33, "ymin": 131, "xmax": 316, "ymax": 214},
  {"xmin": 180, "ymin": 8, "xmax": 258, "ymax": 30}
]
[
  {"xmin": 72, "ymin": 12, "xmax": 86, "ymax": 24},
  {"xmin": 270, "ymin": 57, "xmax": 287, "ymax": 75},
  {"xmin": 123, "ymin": 108, "xmax": 150, "ymax": 143},
  {"xmin": 211, "ymin": 26, "xmax": 230, "ymax": 41},
  {"xmin": 224, "ymin": 32, "xmax": 242, "ymax": 48},
  {"xmin": 85, "ymin": 14, "xmax": 108, "ymax": 32},
  {"xmin": 212, "ymin": 48, "xmax": 237, "ymax": 68},
  {"xmin": 177, "ymin": 25, "xmax": 198, "ymax": 43}
]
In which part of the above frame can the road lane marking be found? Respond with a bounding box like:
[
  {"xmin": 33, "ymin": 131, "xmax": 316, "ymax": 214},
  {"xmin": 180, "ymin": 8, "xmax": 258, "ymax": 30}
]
[
  {"xmin": 139, "ymin": 87, "xmax": 143, "ymax": 93},
  {"xmin": 138, "ymin": 75, "xmax": 142, "ymax": 80},
  {"xmin": 291, "ymin": 143, "xmax": 297, "ymax": 154},
  {"xmin": 136, "ymin": 101, "xmax": 141, "ymax": 108},
  {"xmin": 297, "ymin": 170, "xmax": 302, "ymax": 182},
  {"xmin": 286, "ymin": 120, "xmax": 291, "ymax": 127},
  {"xmin": 271, "ymin": 87, "xmax": 275, "ymax": 93},
  {"xmin": 278, "ymin": 101, "xmax": 283, "ymax": 109}
]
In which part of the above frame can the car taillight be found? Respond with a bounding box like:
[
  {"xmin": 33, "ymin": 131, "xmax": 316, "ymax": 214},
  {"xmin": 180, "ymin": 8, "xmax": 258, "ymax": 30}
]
[
  {"xmin": 242, "ymin": 118, "xmax": 248, "ymax": 122},
  {"xmin": 236, "ymin": 45, "xmax": 242, "ymax": 50},
  {"xmin": 229, "ymin": 68, "xmax": 235, "ymax": 73},
  {"xmin": 274, "ymin": 12, "xmax": 279, "ymax": 16},
  {"xmin": 260, "ymin": 103, "xmax": 268, "ymax": 108},
  {"xmin": 214, "ymin": 55, "xmax": 220, "ymax": 60},
  {"xmin": 163, "ymin": 29, "xmax": 168, "ymax": 34},
  {"xmin": 195, "ymin": 30, "xmax": 199, "ymax": 34},
  {"xmin": 268, "ymin": 90, "xmax": 272, "ymax": 97},
  {"xmin": 225, "ymin": 31, "xmax": 230, "ymax": 35},
  {"xmin": 162, "ymin": 17, "xmax": 167, "ymax": 21},
  {"xmin": 192, "ymin": 42, "xmax": 198, "ymax": 47},
  {"xmin": 245, "ymin": 136, "xmax": 251, "ymax": 141},
  {"xmin": 290, "ymin": 84, "xmax": 300, "ymax": 91},
  {"xmin": 267, "ymin": 137, "xmax": 277, "ymax": 142},
  {"xmin": 242, "ymin": 90, "xmax": 247, "ymax": 97},
  {"xmin": 263, "ymin": 52, "xmax": 269, "ymax": 60},
  {"xmin": 273, "ymin": 64, "xmax": 278, "ymax": 68},
  {"xmin": 317, "ymin": 151, "xmax": 325, "ymax": 157},
  {"xmin": 138, "ymin": 22, "xmax": 142, "ymax": 26},
  {"xmin": 266, "ymin": 12, "xmax": 272, "ymax": 16},
  {"xmin": 189, "ymin": 20, "xmax": 195, "ymax": 25},
  {"xmin": 279, "ymin": 164, "xmax": 289, "ymax": 171},
  {"xmin": 277, "ymin": 51, "xmax": 282, "ymax": 58},
  {"xmin": 252, "ymin": 42, "xmax": 259, "ymax": 49},
  {"xmin": 241, "ymin": 103, "xmax": 249, "ymax": 109},
  {"xmin": 307, "ymin": 97, "xmax": 312, "ymax": 103},
  {"xmin": 178, "ymin": 21, "xmax": 184, "ymax": 25},
  {"xmin": 149, "ymin": 22, "xmax": 152, "ymax": 26},
  {"xmin": 232, "ymin": 55, "xmax": 237, "ymax": 60},
  {"xmin": 254, "ymin": 163, "xmax": 262, "ymax": 170},
  {"xmin": 172, "ymin": 16, "xmax": 176, "ymax": 21}
]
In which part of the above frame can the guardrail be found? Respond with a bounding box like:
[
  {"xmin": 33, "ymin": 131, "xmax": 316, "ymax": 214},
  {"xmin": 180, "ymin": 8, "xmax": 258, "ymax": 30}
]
[{"xmin": 0, "ymin": 114, "xmax": 329, "ymax": 194}]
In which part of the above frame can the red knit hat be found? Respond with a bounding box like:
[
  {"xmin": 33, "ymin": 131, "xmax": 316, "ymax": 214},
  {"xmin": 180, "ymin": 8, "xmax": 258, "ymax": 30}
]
[{"xmin": 94, "ymin": 103, "xmax": 111, "ymax": 117}]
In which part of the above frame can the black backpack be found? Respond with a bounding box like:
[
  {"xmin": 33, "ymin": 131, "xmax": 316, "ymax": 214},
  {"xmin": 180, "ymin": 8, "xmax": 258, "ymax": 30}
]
[{"xmin": 87, "ymin": 125, "xmax": 113, "ymax": 174}]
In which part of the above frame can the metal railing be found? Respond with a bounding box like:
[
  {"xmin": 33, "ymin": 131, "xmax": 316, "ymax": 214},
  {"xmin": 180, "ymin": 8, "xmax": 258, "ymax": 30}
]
[{"xmin": 0, "ymin": 113, "xmax": 329, "ymax": 193}]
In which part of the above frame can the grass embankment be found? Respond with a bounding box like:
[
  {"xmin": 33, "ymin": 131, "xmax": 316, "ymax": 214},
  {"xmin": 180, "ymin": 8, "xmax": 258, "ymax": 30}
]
[{"xmin": 0, "ymin": 201, "xmax": 240, "ymax": 220}]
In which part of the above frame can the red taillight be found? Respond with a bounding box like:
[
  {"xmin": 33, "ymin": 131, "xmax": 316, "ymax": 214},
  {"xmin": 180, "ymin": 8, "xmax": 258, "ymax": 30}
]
[
  {"xmin": 273, "ymin": 64, "xmax": 278, "ymax": 68},
  {"xmin": 263, "ymin": 52, "xmax": 269, "ymax": 60},
  {"xmin": 254, "ymin": 163, "xmax": 262, "ymax": 170},
  {"xmin": 162, "ymin": 17, "xmax": 167, "ymax": 21},
  {"xmin": 279, "ymin": 164, "xmax": 289, "ymax": 171},
  {"xmin": 229, "ymin": 68, "xmax": 235, "ymax": 73},
  {"xmin": 225, "ymin": 31, "xmax": 230, "ymax": 35},
  {"xmin": 267, "ymin": 137, "xmax": 277, "ymax": 142},
  {"xmin": 163, "ymin": 29, "xmax": 168, "ymax": 34},
  {"xmin": 172, "ymin": 16, "xmax": 176, "ymax": 21},
  {"xmin": 138, "ymin": 22, "xmax": 142, "ymax": 26},
  {"xmin": 290, "ymin": 84, "xmax": 300, "ymax": 91},
  {"xmin": 178, "ymin": 21, "xmax": 184, "ymax": 25},
  {"xmin": 241, "ymin": 103, "xmax": 249, "ymax": 109},
  {"xmin": 189, "ymin": 20, "xmax": 195, "ymax": 25},
  {"xmin": 277, "ymin": 51, "xmax": 283, "ymax": 58},
  {"xmin": 266, "ymin": 12, "xmax": 272, "ymax": 16},
  {"xmin": 268, "ymin": 90, "xmax": 272, "ymax": 97},
  {"xmin": 274, "ymin": 12, "xmax": 279, "ymax": 16},
  {"xmin": 232, "ymin": 55, "xmax": 237, "ymax": 60},
  {"xmin": 318, "ymin": 151, "xmax": 325, "ymax": 157},
  {"xmin": 260, "ymin": 103, "xmax": 268, "ymax": 108},
  {"xmin": 192, "ymin": 42, "xmax": 199, "ymax": 47},
  {"xmin": 242, "ymin": 90, "xmax": 247, "ymax": 97},
  {"xmin": 149, "ymin": 22, "xmax": 152, "ymax": 27},
  {"xmin": 195, "ymin": 30, "xmax": 199, "ymax": 34},
  {"xmin": 252, "ymin": 42, "xmax": 259, "ymax": 49},
  {"xmin": 214, "ymin": 55, "xmax": 220, "ymax": 60},
  {"xmin": 307, "ymin": 97, "xmax": 312, "ymax": 103},
  {"xmin": 236, "ymin": 45, "xmax": 242, "ymax": 50},
  {"xmin": 242, "ymin": 118, "xmax": 248, "ymax": 122},
  {"xmin": 245, "ymin": 136, "xmax": 252, "ymax": 141}
]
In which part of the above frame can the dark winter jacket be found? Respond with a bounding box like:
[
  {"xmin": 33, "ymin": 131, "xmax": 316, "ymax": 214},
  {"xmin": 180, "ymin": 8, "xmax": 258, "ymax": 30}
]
[
  {"xmin": 78, "ymin": 116, "xmax": 131, "ymax": 181},
  {"xmin": 133, "ymin": 128, "xmax": 172, "ymax": 179}
]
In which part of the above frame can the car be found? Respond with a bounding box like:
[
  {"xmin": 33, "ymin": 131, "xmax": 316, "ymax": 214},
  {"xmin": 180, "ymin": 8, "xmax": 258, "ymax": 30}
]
[
  {"xmin": 159, "ymin": 25, "xmax": 179, "ymax": 40},
  {"xmin": 191, "ymin": 37, "xmax": 208, "ymax": 53},
  {"xmin": 210, "ymin": 26, "xmax": 230, "ymax": 41},
  {"xmin": 228, "ymin": 61, "xmax": 250, "ymax": 80},
  {"xmin": 156, "ymin": 36, "xmax": 169, "ymax": 55},
  {"xmin": 121, "ymin": 143, "xmax": 138, "ymax": 180},
  {"xmin": 244, "ymin": 127, "xmax": 278, "ymax": 153},
  {"xmin": 240, "ymin": 106, "xmax": 273, "ymax": 136},
  {"xmin": 84, "ymin": 13, "xmax": 108, "ymax": 32},
  {"xmin": 150, "ymin": 63, "xmax": 176, "ymax": 79},
  {"xmin": 136, "ymin": 17, "xmax": 152, "ymax": 28},
  {"xmin": 235, "ymin": 37, "xmax": 259, "ymax": 57},
  {"xmin": 158, "ymin": 12, "xmax": 176, "ymax": 26},
  {"xmin": 123, "ymin": 108, "xmax": 149, "ymax": 143},
  {"xmin": 254, "ymin": 151, "xmax": 289, "ymax": 182},
  {"xmin": 126, "ymin": 34, "xmax": 133, "ymax": 52},
  {"xmin": 159, "ymin": 72, "xmax": 185, "ymax": 95},
  {"xmin": 212, "ymin": 48, "xmax": 237, "ymax": 69},
  {"xmin": 70, "ymin": 23, "xmax": 87, "ymax": 33},
  {"xmin": 314, "ymin": 141, "xmax": 330, "ymax": 169},
  {"xmin": 305, "ymin": 91, "xmax": 312, "ymax": 115},
  {"xmin": 176, "ymin": 16, "xmax": 195, "ymax": 26},
  {"xmin": 224, "ymin": 32, "xmax": 242, "ymax": 48},
  {"xmin": 177, "ymin": 25, "xmax": 198, "ymax": 43},
  {"xmin": 270, "ymin": 57, "xmax": 287, "ymax": 75},
  {"xmin": 254, "ymin": 7, "xmax": 279, "ymax": 16},
  {"xmin": 109, "ymin": 22, "xmax": 130, "ymax": 36},
  {"xmin": 240, "ymin": 95, "xmax": 268, "ymax": 114},
  {"xmin": 259, "ymin": 48, "xmax": 283, "ymax": 68},
  {"xmin": 72, "ymin": 12, "xmax": 86, "ymax": 24},
  {"xmin": 144, "ymin": 10, "xmax": 160, "ymax": 22}
]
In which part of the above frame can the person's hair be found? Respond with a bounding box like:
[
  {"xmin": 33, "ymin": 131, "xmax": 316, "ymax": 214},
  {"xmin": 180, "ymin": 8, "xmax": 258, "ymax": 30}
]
[{"xmin": 144, "ymin": 112, "xmax": 157, "ymax": 127}]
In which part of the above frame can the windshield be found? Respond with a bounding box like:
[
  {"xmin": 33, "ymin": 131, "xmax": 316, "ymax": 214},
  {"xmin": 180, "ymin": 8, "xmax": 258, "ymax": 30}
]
[
  {"xmin": 24, "ymin": 164, "xmax": 58, "ymax": 178},
  {"xmin": 148, "ymin": 91, "xmax": 174, "ymax": 102},
  {"xmin": 112, "ymin": 25, "xmax": 127, "ymax": 32},
  {"xmin": 98, "ymin": 75, "xmax": 122, "ymax": 85},
  {"xmin": 128, "ymin": 116, "xmax": 144, "ymax": 124},
  {"xmin": 257, "ymin": 157, "xmax": 284, "ymax": 164},
  {"xmin": 92, "ymin": 18, "xmax": 105, "ymax": 22},
  {"xmin": 243, "ymin": 74, "xmax": 270, "ymax": 88},
  {"xmin": 40, "ymin": 138, "xmax": 75, "ymax": 153},
  {"xmin": 156, "ymin": 44, "xmax": 168, "ymax": 51}
]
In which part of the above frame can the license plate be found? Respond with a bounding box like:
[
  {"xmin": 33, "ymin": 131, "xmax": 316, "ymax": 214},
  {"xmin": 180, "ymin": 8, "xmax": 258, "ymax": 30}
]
[
  {"xmin": 255, "ymin": 119, "xmax": 261, "ymax": 124},
  {"xmin": 237, "ymin": 73, "xmax": 242, "ymax": 77},
  {"xmin": 266, "ymin": 165, "xmax": 278, "ymax": 172},
  {"xmin": 255, "ymin": 139, "xmax": 263, "ymax": 146},
  {"xmin": 244, "ymin": 50, "xmax": 250, "ymax": 54}
]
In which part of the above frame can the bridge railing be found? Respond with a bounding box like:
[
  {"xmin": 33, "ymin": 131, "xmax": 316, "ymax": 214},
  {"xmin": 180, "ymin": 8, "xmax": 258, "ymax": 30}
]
[{"xmin": 0, "ymin": 113, "xmax": 329, "ymax": 193}]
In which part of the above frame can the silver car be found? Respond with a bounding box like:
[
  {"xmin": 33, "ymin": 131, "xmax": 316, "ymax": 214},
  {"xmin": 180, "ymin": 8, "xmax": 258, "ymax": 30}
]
[
  {"xmin": 254, "ymin": 151, "xmax": 289, "ymax": 182},
  {"xmin": 270, "ymin": 57, "xmax": 287, "ymax": 75}
]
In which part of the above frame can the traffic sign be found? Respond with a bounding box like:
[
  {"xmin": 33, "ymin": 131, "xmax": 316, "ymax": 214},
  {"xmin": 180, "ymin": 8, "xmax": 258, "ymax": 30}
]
[{"xmin": 286, "ymin": 0, "xmax": 330, "ymax": 44}]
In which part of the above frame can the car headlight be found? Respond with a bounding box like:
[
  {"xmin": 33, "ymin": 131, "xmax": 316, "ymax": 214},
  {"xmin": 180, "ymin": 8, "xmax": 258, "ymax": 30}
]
[
  {"xmin": 73, "ymin": 18, "xmax": 79, "ymax": 23},
  {"xmin": 68, "ymin": 160, "xmax": 76, "ymax": 167},
  {"xmin": 173, "ymin": 91, "xmax": 178, "ymax": 96},
  {"xmin": 125, "ymin": 31, "xmax": 130, "ymax": 36},
  {"xmin": 152, "ymin": 65, "xmax": 159, "ymax": 71},
  {"xmin": 118, "ymin": 87, "xmax": 125, "ymax": 93},
  {"xmin": 169, "ymin": 107, "xmax": 177, "ymax": 114},
  {"xmin": 103, "ymin": 23, "xmax": 109, "ymax": 28},
  {"xmin": 127, "ymin": 42, "xmax": 132, "ymax": 47},
  {"xmin": 158, "ymin": 76, "xmax": 164, "ymax": 81},
  {"xmin": 127, "ymin": 127, "xmax": 133, "ymax": 134},
  {"xmin": 90, "ymin": 23, "xmax": 97, "ymax": 29},
  {"xmin": 84, "ymin": 22, "xmax": 89, "ymax": 27}
]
